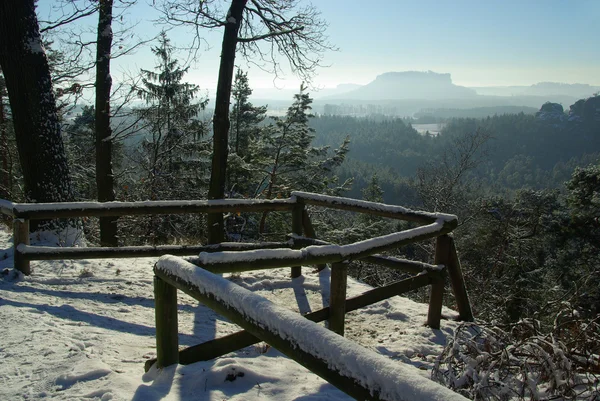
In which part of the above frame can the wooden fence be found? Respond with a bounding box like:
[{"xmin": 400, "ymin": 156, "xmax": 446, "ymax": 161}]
[
  {"xmin": 151, "ymin": 256, "xmax": 469, "ymax": 401},
  {"xmin": 0, "ymin": 191, "xmax": 473, "ymax": 397}
]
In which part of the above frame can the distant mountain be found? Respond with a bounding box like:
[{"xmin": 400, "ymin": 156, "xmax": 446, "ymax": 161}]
[
  {"xmin": 472, "ymin": 82, "xmax": 600, "ymax": 99},
  {"xmin": 324, "ymin": 71, "xmax": 477, "ymax": 100}
]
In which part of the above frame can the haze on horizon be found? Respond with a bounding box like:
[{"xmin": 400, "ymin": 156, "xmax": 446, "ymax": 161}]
[{"xmin": 36, "ymin": 0, "xmax": 599, "ymax": 92}]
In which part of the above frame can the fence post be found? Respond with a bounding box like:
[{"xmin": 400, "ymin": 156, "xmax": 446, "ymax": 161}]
[
  {"xmin": 446, "ymin": 236, "xmax": 474, "ymax": 321},
  {"xmin": 301, "ymin": 209, "xmax": 327, "ymax": 272},
  {"xmin": 427, "ymin": 235, "xmax": 450, "ymax": 329},
  {"xmin": 329, "ymin": 261, "xmax": 348, "ymax": 336},
  {"xmin": 13, "ymin": 218, "xmax": 30, "ymax": 275},
  {"xmin": 154, "ymin": 276, "xmax": 179, "ymax": 368},
  {"xmin": 291, "ymin": 201, "xmax": 304, "ymax": 278}
]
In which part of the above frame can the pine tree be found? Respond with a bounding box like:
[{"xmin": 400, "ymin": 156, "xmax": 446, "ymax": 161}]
[
  {"xmin": 227, "ymin": 70, "xmax": 267, "ymax": 196},
  {"xmin": 255, "ymin": 85, "xmax": 350, "ymax": 233},
  {"xmin": 64, "ymin": 105, "xmax": 96, "ymax": 200},
  {"xmin": 230, "ymin": 70, "xmax": 267, "ymax": 157},
  {"xmin": 132, "ymin": 31, "xmax": 209, "ymax": 243},
  {"xmin": 135, "ymin": 31, "xmax": 208, "ymax": 201}
]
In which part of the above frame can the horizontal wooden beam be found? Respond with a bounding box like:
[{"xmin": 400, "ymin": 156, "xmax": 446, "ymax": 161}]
[
  {"xmin": 292, "ymin": 191, "xmax": 457, "ymax": 225},
  {"xmin": 9, "ymin": 198, "xmax": 295, "ymax": 220},
  {"xmin": 362, "ymin": 255, "xmax": 441, "ymax": 274},
  {"xmin": 184, "ymin": 221, "xmax": 456, "ymax": 274},
  {"xmin": 292, "ymin": 236, "xmax": 441, "ymax": 275},
  {"xmin": 19, "ymin": 220, "xmax": 455, "ymax": 271},
  {"xmin": 17, "ymin": 241, "xmax": 290, "ymax": 261}
]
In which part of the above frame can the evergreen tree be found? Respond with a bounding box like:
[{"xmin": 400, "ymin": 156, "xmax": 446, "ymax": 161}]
[
  {"xmin": 230, "ymin": 70, "xmax": 266, "ymax": 157},
  {"xmin": 362, "ymin": 174, "xmax": 384, "ymax": 203},
  {"xmin": 64, "ymin": 105, "xmax": 96, "ymax": 200},
  {"xmin": 132, "ymin": 31, "xmax": 209, "ymax": 243},
  {"xmin": 135, "ymin": 31, "xmax": 208, "ymax": 201},
  {"xmin": 227, "ymin": 69, "xmax": 266, "ymax": 196},
  {"xmin": 255, "ymin": 85, "xmax": 350, "ymax": 233}
]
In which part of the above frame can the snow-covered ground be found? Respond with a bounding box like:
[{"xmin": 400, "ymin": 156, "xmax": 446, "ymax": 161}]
[{"xmin": 0, "ymin": 226, "xmax": 461, "ymax": 400}]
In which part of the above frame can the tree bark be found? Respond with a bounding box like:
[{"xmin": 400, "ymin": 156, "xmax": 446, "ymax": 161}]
[
  {"xmin": 207, "ymin": 0, "xmax": 247, "ymax": 244},
  {"xmin": 0, "ymin": 79, "xmax": 10, "ymax": 201},
  {"xmin": 95, "ymin": 0, "xmax": 118, "ymax": 246},
  {"xmin": 0, "ymin": 0, "xmax": 74, "ymax": 230}
]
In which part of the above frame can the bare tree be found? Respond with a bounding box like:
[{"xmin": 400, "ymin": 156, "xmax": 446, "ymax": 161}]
[
  {"xmin": 415, "ymin": 128, "xmax": 491, "ymax": 220},
  {"xmin": 156, "ymin": 0, "xmax": 334, "ymax": 243},
  {"xmin": 0, "ymin": 0, "xmax": 74, "ymax": 229}
]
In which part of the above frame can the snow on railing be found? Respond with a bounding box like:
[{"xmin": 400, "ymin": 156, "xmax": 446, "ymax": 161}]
[
  {"xmin": 292, "ymin": 191, "xmax": 457, "ymax": 224},
  {"xmin": 0, "ymin": 193, "xmax": 471, "ymax": 326},
  {"xmin": 153, "ymin": 255, "xmax": 468, "ymax": 401}
]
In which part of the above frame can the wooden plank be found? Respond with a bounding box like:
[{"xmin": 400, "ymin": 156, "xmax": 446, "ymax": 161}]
[
  {"xmin": 144, "ymin": 273, "xmax": 435, "ymax": 370},
  {"xmin": 362, "ymin": 254, "xmax": 440, "ymax": 274},
  {"xmin": 447, "ymin": 236, "xmax": 474, "ymax": 321},
  {"xmin": 188, "ymin": 220, "xmax": 455, "ymax": 274},
  {"xmin": 13, "ymin": 218, "xmax": 30, "ymax": 275},
  {"xmin": 19, "ymin": 221, "xmax": 453, "ymax": 271},
  {"xmin": 427, "ymin": 236, "xmax": 450, "ymax": 329},
  {"xmin": 291, "ymin": 202, "xmax": 304, "ymax": 278},
  {"xmin": 293, "ymin": 191, "xmax": 455, "ymax": 225},
  {"xmin": 301, "ymin": 210, "xmax": 327, "ymax": 272},
  {"xmin": 11, "ymin": 198, "xmax": 295, "ymax": 220},
  {"xmin": 154, "ymin": 276, "xmax": 179, "ymax": 368},
  {"xmin": 18, "ymin": 241, "xmax": 290, "ymax": 261},
  {"xmin": 329, "ymin": 262, "xmax": 348, "ymax": 335},
  {"xmin": 292, "ymin": 236, "xmax": 440, "ymax": 275}
]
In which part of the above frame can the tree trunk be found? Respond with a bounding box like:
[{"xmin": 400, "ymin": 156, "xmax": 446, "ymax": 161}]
[
  {"xmin": 95, "ymin": 0, "xmax": 118, "ymax": 246},
  {"xmin": 207, "ymin": 0, "xmax": 247, "ymax": 244},
  {"xmin": 0, "ymin": 0, "xmax": 74, "ymax": 230},
  {"xmin": 0, "ymin": 82, "xmax": 9, "ymax": 201}
]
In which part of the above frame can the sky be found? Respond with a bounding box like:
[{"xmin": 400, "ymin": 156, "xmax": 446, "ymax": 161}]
[{"xmin": 36, "ymin": 0, "xmax": 600, "ymax": 93}]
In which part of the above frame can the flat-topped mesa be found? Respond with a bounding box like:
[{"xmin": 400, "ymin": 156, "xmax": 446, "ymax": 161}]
[{"xmin": 291, "ymin": 191, "xmax": 458, "ymax": 225}]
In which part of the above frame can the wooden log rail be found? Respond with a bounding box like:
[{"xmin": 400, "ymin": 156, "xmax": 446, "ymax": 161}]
[
  {"xmin": 0, "ymin": 192, "xmax": 472, "ymax": 323},
  {"xmin": 151, "ymin": 256, "xmax": 468, "ymax": 401}
]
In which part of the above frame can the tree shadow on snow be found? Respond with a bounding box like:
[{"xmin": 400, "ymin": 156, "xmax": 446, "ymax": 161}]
[
  {"xmin": 2, "ymin": 283, "xmax": 204, "ymax": 314},
  {"xmin": 0, "ymin": 297, "xmax": 202, "ymax": 346}
]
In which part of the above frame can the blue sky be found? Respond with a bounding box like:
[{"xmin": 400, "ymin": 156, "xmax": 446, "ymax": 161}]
[{"xmin": 37, "ymin": 0, "xmax": 599, "ymax": 90}]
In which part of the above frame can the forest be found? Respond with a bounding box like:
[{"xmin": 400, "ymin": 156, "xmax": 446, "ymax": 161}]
[{"xmin": 0, "ymin": 0, "xmax": 599, "ymax": 399}]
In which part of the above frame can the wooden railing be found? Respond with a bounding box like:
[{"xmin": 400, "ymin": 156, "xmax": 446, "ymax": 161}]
[
  {"xmin": 0, "ymin": 192, "xmax": 472, "ymax": 327},
  {"xmin": 151, "ymin": 256, "xmax": 469, "ymax": 401},
  {"xmin": 1, "ymin": 192, "xmax": 473, "ymax": 397}
]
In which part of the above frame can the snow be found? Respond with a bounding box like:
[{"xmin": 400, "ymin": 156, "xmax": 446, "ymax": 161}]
[{"xmin": 0, "ymin": 226, "xmax": 464, "ymax": 400}]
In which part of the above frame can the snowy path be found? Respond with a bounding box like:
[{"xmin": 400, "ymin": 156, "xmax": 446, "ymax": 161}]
[{"xmin": 0, "ymin": 227, "xmax": 460, "ymax": 400}]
